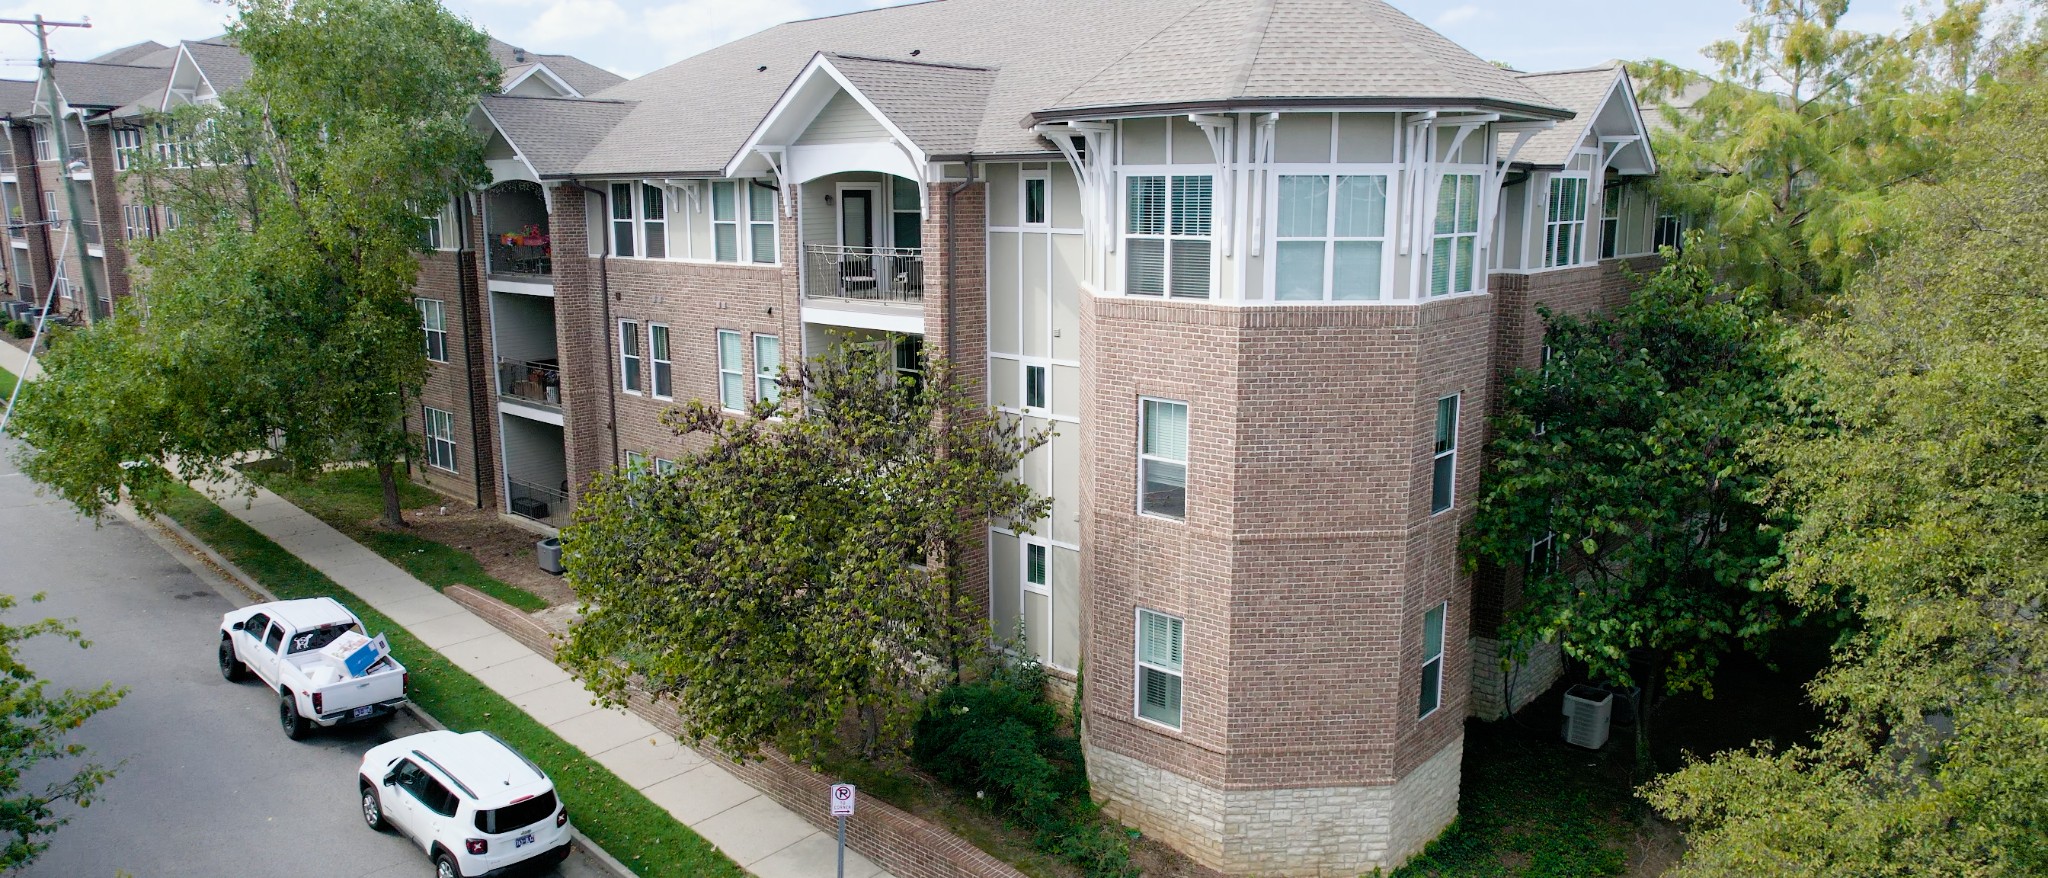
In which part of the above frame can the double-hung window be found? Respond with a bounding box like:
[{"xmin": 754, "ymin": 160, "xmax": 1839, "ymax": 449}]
[
  {"xmin": 122, "ymin": 204, "xmax": 153, "ymax": 240},
  {"xmin": 1125, "ymin": 174, "xmax": 1212, "ymax": 299},
  {"xmin": 1599, "ymin": 182, "xmax": 1623, "ymax": 259},
  {"xmin": 31, "ymin": 124, "xmax": 51, "ymax": 162},
  {"xmin": 643, "ymin": 184, "xmax": 668, "ymax": 259},
  {"xmin": 1273, "ymin": 174, "xmax": 1390, "ymax": 301},
  {"xmin": 753, "ymin": 334, "xmax": 780, "ymax": 405},
  {"xmin": 747, "ymin": 182, "xmax": 775, "ymax": 264},
  {"xmin": 1543, "ymin": 176, "xmax": 1589, "ymax": 268},
  {"xmin": 1654, "ymin": 212, "xmax": 1684, "ymax": 252},
  {"xmin": 1136, "ymin": 609, "xmax": 1184, "ymax": 729},
  {"xmin": 1418, "ymin": 602, "xmax": 1446, "ymax": 718},
  {"xmin": 112, "ymin": 128, "xmax": 143, "ymax": 171},
  {"xmin": 711, "ymin": 182, "xmax": 739, "ymax": 263},
  {"xmin": 42, "ymin": 192, "xmax": 58, "ymax": 223},
  {"xmin": 619, "ymin": 320, "xmax": 642, "ymax": 393},
  {"xmin": 1431, "ymin": 394, "xmax": 1459, "ymax": 514},
  {"xmin": 1139, "ymin": 398, "xmax": 1188, "ymax": 520},
  {"xmin": 716, "ymin": 329, "xmax": 744, "ymax": 411},
  {"xmin": 419, "ymin": 204, "xmax": 443, "ymax": 251},
  {"xmin": 421, "ymin": 406, "xmax": 457, "ymax": 473},
  {"xmin": 649, "ymin": 324, "xmax": 672, "ymax": 399},
  {"xmin": 1430, "ymin": 174, "xmax": 1481, "ymax": 295},
  {"xmin": 610, "ymin": 183, "xmax": 636, "ymax": 258},
  {"xmin": 415, "ymin": 298, "xmax": 447, "ymax": 363}
]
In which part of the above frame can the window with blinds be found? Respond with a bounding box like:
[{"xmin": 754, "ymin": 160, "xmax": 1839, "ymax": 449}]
[
  {"xmin": 619, "ymin": 321, "xmax": 642, "ymax": 393},
  {"xmin": 712, "ymin": 182, "xmax": 738, "ymax": 263},
  {"xmin": 717, "ymin": 329, "xmax": 744, "ymax": 411},
  {"xmin": 748, "ymin": 182, "xmax": 776, "ymax": 264},
  {"xmin": 1137, "ymin": 609, "xmax": 1184, "ymax": 728},
  {"xmin": 642, "ymin": 183, "xmax": 667, "ymax": 259},
  {"xmin": 1125, "ymin": 174, "xmax": 1213, "ymax": 299},
  {"xmin": 1431, "ymin": 174, "xmax": 1481, "ymax": 296},
  {"xmin": 1273, "ymin": 174, "xmax": 1389, "ymax": 301},
  {"xmin": 415, "ymin": 298, "xmax": 446, "ymax": 363},
  {"xmin": 1544, "ymin": 176, "xmax": 1589, "ymax": 268},
  {"xmin": 650, "ymin": 324, "xmax": 672, "ymax": 398},
  {"xmin": 1432, "ymin": 394, "xmax": 1459, "ymax": 514},
  {"xmin": 753, "ymin": 333, "xmax": 780, "ymax": 405},
  {"xmin": 610, "ymin": 183, "xmax": 636, "ymax": 258},
  {"xmin": 1139, "ymin": 398, "xmax": 1188, "ymax": 520},
  {"xmin": 422, "ymin": 406, "xmax": 457, "ymax": 473},
  {"xmin": 1419, "ymin": 602, "xmax": 1446, "ymax": 718}
]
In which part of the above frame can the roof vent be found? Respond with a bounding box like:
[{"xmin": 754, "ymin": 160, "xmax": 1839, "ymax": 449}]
[
  {"xmin": 513, "ymin": 47, "xmax": 526, "ymax": 63},
  {"xmin": 909, "ymin": 49, "xmax": 921, "ymax": 57},
  {"xmin": 756, "ymin": 65, "xmax": 768, "ymax": 72}
]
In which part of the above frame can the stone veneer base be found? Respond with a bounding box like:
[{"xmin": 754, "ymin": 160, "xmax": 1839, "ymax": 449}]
[
  {"xmin": 1468, "ymin": 636, "xmax": 1564, "ymax": 721},
  {"xmin": 1087, "ymin": 733, "xmax": 1464, "ymax": 876}
]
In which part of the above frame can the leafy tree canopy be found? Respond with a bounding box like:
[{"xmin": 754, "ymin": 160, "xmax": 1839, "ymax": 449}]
[
  {"xmin": 0, "ymin": 593, "xmax": 126, "ymax": 870},
  {"xmin": 1466, "ymin": 259, "xmax": 1797, "ymax": 699},
  {"xmin": 1644, "ymin": 56, "xmax": 2048, "ymax": 878},
  {"xmin": 557, "ymin": 349, "xmax": 1049, "ymax": 762},
  {"xmin": 6, "ymin": 0, "xmax": 497, "ymax": 525},
  {"xmin": 1635, "ymin": 0, "xmax": 2041, "ymax": 309}
]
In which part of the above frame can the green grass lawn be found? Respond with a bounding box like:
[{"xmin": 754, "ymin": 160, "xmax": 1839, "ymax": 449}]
[
  {"xmin": 156, "ymin": 482, "xmax": 745, "ymax": 878},
  {"xmin": 0, "ymin": 363, "xmax": 17, "ymax": 404},
  {"xmin": 254, "ymin": 465, "xmax": 549, "ymax": 612}
]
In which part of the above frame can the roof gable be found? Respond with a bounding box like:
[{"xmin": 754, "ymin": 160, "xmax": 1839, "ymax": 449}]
[{"xmin": 1507, "ymin": 64, "xmax": 1655, "ymax": 172}]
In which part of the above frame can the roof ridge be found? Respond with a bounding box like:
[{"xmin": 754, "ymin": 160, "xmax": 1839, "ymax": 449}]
[
  {"xmin": 1226, "ymin": 0, "xmax": 1276, "ymax": 98},
  {"xmin": 826, "ymin": 52, "xmax": 995, "ymax": 72},
  {"xmin": 1044, "ymin": 0, "xmax": 1216, "ymax": 112},
  {"xmin": 1517, "ymin": 63, "xmax": 1623, "ymax": 80},
  {"xmin": 782, "ymin": 0, "xmax": 953, "ymax": 27},
  {"xmin": 485, "ymin": 94, "xmax": 634, "ymax": 104},
  {"xmin": 54, "ymin": 60, "xmax": 163, "ymax": 71}
]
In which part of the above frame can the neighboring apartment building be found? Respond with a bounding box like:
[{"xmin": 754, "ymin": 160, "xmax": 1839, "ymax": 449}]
[{"xmin": 424, "ymin": 2, "xmax": 1665, "ymax": 874}]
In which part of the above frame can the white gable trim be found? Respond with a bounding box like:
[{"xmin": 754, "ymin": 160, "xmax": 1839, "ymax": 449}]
[
  {"xmin": 1578, "ymin": 68, "xmax": 1655, "ymax": 175},
  {"xmin": 471, "ymin": 104, "xmax": 545, "ymax": 193},
  {"xmin": 502, "ymin": 63, "xmax": 582, "ymax": 99},
  {"xmin": 161, "ymin": 44, "xmax": 218, "ymax": 111},
  {"xmin": 725, "ymin": 53, "xmax": 930, "ymax": 183}
]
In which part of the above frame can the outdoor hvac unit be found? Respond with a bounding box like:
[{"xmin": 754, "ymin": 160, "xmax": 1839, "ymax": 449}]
[{"xmin": 1562, "ymin": 684, "xmax": 1614, "ymax": 750}]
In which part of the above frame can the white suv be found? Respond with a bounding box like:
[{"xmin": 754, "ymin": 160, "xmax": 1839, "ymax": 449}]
[{"xmin": 359, "ymin": 730, "xmax": 573, "ymax": 878}]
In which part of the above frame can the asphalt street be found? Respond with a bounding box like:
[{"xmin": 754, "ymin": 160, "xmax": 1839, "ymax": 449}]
[{"xmin": 0, "ymin": 437, "xmax": 613, "ymax": 878}]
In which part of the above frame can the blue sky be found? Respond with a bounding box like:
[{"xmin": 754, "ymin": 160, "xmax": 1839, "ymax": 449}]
[{"xmin": 2, "ymin": 0, "xmax": 1918, "ymax": 85}]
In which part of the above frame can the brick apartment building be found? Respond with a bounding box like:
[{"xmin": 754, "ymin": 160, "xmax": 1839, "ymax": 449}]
[{"xmin": 3, "ymin": 2, "xmax": 1675, "ymax": 873}]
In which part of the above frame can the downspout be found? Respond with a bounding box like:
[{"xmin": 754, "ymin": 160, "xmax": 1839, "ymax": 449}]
[{"xmin": 573, "ymin": 181, "xmax": 621, "ymax": 470}]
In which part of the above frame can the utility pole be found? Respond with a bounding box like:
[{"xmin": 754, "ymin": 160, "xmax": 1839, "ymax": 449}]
[{"xmin": 3, "ymin": 15, "xmax": 99, "ymax": 322}]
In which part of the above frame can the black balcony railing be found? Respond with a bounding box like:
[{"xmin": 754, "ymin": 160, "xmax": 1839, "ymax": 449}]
[
  {"xmin": 802, "ymin": 244, "xmax": 923, "ymax": 303},
  {"xmin": 507, "ymin": 478, "xmax": 570, "ymax": 528},
  {"xmin": 497, "ymin": 357, "xmax": 561, "ymax": 407}
]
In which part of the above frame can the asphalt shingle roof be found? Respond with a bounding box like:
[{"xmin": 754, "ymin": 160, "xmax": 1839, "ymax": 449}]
[
  {"xmin": 90, "ymin": 41, "xmax": 170, "ymax": 65},
  {"xmin": 185, "ymin": 39, "xmax": 255, "ymax": 94},
  {"xmin": 478, "ymin": 94, "xmax": 638, "ymax": 177},
  {"xmin": 571, "ymin": 0, "xmax": 1571, "ymax": 177},
  {"xmin": 486, "ymin": 39, "xmax": 625, "ymax": 97},
  {"xmin": 1506, "ymin": 64, "xmax": 1622, "ymax": 167},
  {"xmin": 824, "ymin": 54, "xmax": 995, "ymax": 156},
  {"xmin": 43, "ymin": 61, "xmax": 168, "ymax": 110}
]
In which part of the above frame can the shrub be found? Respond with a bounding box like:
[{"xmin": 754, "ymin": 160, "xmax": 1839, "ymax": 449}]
[
  {"xmin": 5, "ymin": 320, "xmax": 27, "ymax": 339},
  {"xmin": 913, "ymin": 657, "xmax": 1136, "ymax": 878}
]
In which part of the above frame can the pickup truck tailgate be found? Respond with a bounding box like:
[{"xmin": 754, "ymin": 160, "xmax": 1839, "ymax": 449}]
[{"xmin": 305, "ymin": 662, "xmax": 406, "ymax": 716}]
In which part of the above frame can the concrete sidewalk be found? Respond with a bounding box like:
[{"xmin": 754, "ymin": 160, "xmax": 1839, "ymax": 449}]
[
  {"xmin": 191, "ymin": 474, "xmax": 890, "ymax": 878},
  {"xmin": 0, "ymin": 338, "xmax": 41, "ymax": 382}
]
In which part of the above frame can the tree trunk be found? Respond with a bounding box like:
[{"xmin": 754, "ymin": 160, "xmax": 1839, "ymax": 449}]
[{"xmin": 376, "ymin": 458, "xmax": 406, "ymax": 529}]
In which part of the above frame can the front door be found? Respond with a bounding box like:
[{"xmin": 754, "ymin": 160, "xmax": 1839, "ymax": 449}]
[{"xmin": 839, "ymin": 187, "xmax": 876, "ymax": 250}]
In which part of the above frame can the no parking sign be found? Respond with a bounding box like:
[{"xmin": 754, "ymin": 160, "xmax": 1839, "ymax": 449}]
[{"xmin": 830, "ymin": 783, "xmax": 856, "ymax": 816}]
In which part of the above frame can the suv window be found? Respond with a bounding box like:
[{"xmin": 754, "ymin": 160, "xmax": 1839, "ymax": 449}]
[
  {"xmin": 262, "ymin": 623, "xmax": 286, "ymax": 653},
  {"xmin": 396, "ymin": 760, "xmax": 459, "ymax": 818},
  {"xmin": 288, "ymin": 622, "xmax": 361, "ymax": 654},
  {"xmin": 475, "ymin": 790, "xmax": 557, "ymax": 834}
]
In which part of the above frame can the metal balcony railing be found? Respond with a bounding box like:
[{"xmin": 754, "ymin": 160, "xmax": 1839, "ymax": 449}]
[
  {"xmin": 802, "ymin": 245, "xmax": 923, "ymax": 303},
  {"xmin": 487, "ymin": 239, "xmax": 551, "ymax": 277},
  {"xmin": 497, "ymin": 357, "xmax": 561, "ymax": 408},
  {"xmin": 506, "ymin": 478, "xmax": 570, "ymax": 528}
]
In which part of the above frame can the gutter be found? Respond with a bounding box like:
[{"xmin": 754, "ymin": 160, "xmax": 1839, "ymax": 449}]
[
  {"xmin": 571, "ymin": 182, "xmax": 621, "ymax": 473},
  {"xmin": 1025, "ymin": 95, "xmax": 1576, "ymax": 127}
]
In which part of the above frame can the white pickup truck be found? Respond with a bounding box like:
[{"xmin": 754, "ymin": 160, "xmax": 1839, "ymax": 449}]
[{"xmin": 218, "ymin": 598, "xmax": 409, "ymax": 740}]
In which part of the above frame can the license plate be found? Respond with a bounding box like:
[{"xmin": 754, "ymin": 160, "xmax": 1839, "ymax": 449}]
[
  {"xmin": 515, "ymin": 832, "xmax": 535, "ymax": 848},
  {"xmin": 351, "ymin": 705, "xmax": 374, "ymax": 719}
]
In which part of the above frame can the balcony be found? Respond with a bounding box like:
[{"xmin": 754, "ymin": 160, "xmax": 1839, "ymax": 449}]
[
  {"xmin": 497, "ymin": 356, "xmax": 561, "ymax": 408},
  {"xmin": 506, "ymin": 478, "xmax": 570, "ymax": 529},
  {"xmin": 802, "ymin": 245, "xmax": 923, "ymax": 304},
  {"xmin": 484, "ymin": 180, "xmax": 551, "ymax": 280}
]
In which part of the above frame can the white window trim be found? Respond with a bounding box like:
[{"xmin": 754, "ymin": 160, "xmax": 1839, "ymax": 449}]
[
  {"xmin": 1137, "ymin": 396, "xmax": 1189, "ymax": 522},
  {"xmin": 624, "ymin": 450, "xmax": 646, "ymax": 478},
  {"xmin": 716, "ymin": 329, "xmax": 745, "ymax": 412},
  {"xmin": 745, "ymin": 181, "xmax": 778, "ymax": 265},
  {"xmin": 1542, "ymin": 173, "xmax": 1591, "ymax": 269},
  {"xmin": 1431, "ymin": 393, "xmax": 1459, "ymax": 516},
  {"xmin": 752, "ymin": 333, "xmax": 781, "ymax": 405},
  {"xmin": 31, "ymin": 124, "xmax": 52, "ymax": 162},
  {"xmin": 1417, "ymin": 600, "xmax": 1447, "ymax": 720},
  {"xmin": 654, "ymin": 457, "xmax": 675, "ymax": 476},
  {"xmin": 1133, "ymin": 607, "xmax": 1185, "ymax": 732},
  {"xmin": 1022, "ymin": 362, "xmax": 1049, "ymax": 414},
  {"xmin": 710, "ymin": 180, "xmax": 739, "ymax": 264},
  {"xmin": 618, "ymin": 320, "xmax": 643, "ymax": 395},
  {"xmin": 112, "ymin": 128, "xmax": 143, "ymax": 172},
  {"xmin": 415, "ymin": 298, "xmax": 448, "ymax": 364},
  {"xmin": 1118, "ymin": 165, "xmax": 1218, "ymax": 300},
  {"xmin": 1020, "ymin": 169, "xmax": 1049, "ymax": 228},
  {"xmin": 1528, "ymin": 531, "xmax": 1556, "ymax": 577},
  {"xmin": 1429, "ymin": 171, "xmax": 1485, "ymax": 297},
  {"xmin": 421, "ymin": 406, "xmax": 457, "ymax": 473},
  {"xmin": 1262, "ymin": 164, "xmax": 1400, "ymax": 303},
  {"xmin": 648, "ymin": 323, "xmax": 673, "ymax": 400}
]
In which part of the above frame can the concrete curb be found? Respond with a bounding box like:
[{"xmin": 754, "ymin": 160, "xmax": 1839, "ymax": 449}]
[{"xmin": 138, "ymin": 502, "xmax": 635, "ymax": 878}]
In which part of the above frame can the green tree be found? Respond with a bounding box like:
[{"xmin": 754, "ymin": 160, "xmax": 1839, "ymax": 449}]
[
  {"xmin": 1464, "ymin": 259, "xmax": 1796, "ymax": 757},
  {"xmin": 557, "ymin": 347, "xmax": 1050, "ymax": 761},
  {"xmin": 1635, "ymin": 0, "xmax": 2031, "ymax": 310},
  {"xmin": 1643, "ymin": 60, "xmax": 2048, "ymax": 878},
  {"xmin": 5, "ymin": 0, "xmax": 497, "ymax": 526},
  {"xmin": 0, "ymin": 593, "xmax": 126, "ymax": 870}
]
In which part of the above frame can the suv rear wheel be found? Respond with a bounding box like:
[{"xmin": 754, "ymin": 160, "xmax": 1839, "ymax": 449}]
[{"xmin": 434, "ymin": 852, "xmax": 461, "ymax": 878}]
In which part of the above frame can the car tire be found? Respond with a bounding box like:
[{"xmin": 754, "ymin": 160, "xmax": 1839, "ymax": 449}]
[
  {"xmin": 218, "ymin": 637, "xmax": 248, "ymax": 682},
  {"xmin": 279, "ymin": 692, "xmax": 310, "ymax": 741},
  {"xmin": 361, "ymin": 783, "xmax": 387, "ymax": 831},
  {"xmin": 434, "ymin": 852, "xmax": 462, "ymax": 878}
]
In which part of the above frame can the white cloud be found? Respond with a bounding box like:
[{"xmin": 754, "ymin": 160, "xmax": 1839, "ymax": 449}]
[
  {"xmin": 0, "ymin": 0, "xmax": 230, "ymax": 71},
  {"xmin": 511, "ymin": 0, "xmax": 631, "ymax": 45},
  {"xmin": 1435, "ymin": 3, "xmax": 1486, "ymax": 28}
]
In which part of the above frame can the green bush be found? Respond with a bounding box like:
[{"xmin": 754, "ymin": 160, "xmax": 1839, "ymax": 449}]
[
  {"xmin": 5, "ymin": 320, "xmax": 27, "ymax": 339},
  {"xmin": 914, "ymin": 658, "xmax": 1137, "ymax": 878}
]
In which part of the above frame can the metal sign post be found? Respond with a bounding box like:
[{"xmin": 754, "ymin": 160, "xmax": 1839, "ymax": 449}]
[{"xmin": 829, "ymin": 782, "xmax": 856, "ymax": 878}]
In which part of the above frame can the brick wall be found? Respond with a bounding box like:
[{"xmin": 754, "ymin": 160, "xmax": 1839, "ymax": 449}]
[
  {"xmin": 85, "ymin": 124, "xmax": 132, "ymax": 304},
  {"xmin": 10, "ymin": 125, "xmax": 56, "ymax": 307},
  {"xmin": 411, "ymin": 245, "xmax": 486, "ymax": 506}
]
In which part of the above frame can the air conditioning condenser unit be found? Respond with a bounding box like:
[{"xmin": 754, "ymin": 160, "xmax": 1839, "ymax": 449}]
[{"xmin": 1562, "ymin": 684, "xmax": 1613, "ymax": 750}]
